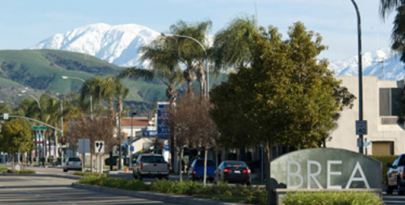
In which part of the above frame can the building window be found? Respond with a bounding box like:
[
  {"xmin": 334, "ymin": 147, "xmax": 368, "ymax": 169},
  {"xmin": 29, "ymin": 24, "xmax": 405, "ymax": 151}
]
[{"xmin": 379, "ymin": 88, "xmax": 402, "ymax": 116}]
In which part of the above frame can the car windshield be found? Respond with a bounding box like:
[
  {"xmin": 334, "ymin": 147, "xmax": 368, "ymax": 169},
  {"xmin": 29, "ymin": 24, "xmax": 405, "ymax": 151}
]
[
  {"xmin": 224, "ymin": 161, "xmax": 247, "ymax": 168},
  {"xmin": 196, "ymin": 160, "xmax": 215, "ymax": 166},
  {"xmin": 141, "ymin": 156, "xmax": 165, "ymax": 163},
  {"xmin": 69, "ymin": 158, "xmax": 81, "ymax": 162}
]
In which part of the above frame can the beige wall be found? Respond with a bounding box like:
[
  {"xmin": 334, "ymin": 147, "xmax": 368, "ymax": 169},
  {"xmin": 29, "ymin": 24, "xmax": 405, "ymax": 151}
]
[{"xmin": 327, "ymin": 76, "xmax": 405, "ymax": 155}]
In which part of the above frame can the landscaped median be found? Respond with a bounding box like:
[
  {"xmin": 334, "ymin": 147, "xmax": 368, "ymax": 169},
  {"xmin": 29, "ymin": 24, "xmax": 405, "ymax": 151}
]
[
  {"xmin": 74, "ymin": 176, "xmax": 384, "ymax": 205},
  {"xmin": 0, "ymin": 165, "xmax": 36, "ymax": 174}
]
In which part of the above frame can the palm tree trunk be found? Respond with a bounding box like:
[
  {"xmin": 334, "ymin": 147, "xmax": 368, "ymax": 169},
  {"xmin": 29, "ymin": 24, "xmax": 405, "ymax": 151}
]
[{"xmin": 197, "ymin": 62, "xmax": 206, "ymax": 98}]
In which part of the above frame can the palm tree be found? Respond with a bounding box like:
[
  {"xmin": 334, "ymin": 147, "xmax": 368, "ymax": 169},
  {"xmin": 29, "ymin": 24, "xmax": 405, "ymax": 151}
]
[
  {"xmin": 380, "ymin": 0, "xmax": 405, "ymax": 61},
  {"xmin": 119, "ymin": 37, "xmax": 184, "ymax": 106},
  {"xmin": 212, "ymin": 15, "xmax": 258, "ymax": 71},
  {"xmin": 169, "ymin": 20, "xmax": 212, "ymax": 97}
]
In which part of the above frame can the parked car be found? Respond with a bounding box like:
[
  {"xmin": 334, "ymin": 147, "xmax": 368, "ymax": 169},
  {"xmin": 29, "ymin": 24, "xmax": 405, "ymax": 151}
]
[
  {"xmin": 188, "ymin": 159, "xmax": 216, "ymax": 181},
  {"xmin": 132, "ymin": 154, "xmax": 169, "ymax": 180},
  {"xmin": 63, "ymin": 157, "xmax": 82, "ymax": 172},
  {"xmin": 386, "ymin": 154, "xmax": 405, "ymax": 194},
  {"xmin": 214, "ymin": 160, "xmax": 251, "ymax": 185}
]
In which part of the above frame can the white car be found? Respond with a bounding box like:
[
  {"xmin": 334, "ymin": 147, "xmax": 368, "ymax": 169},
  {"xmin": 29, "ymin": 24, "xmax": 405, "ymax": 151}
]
[{"xmin": 63, "ymin": 157, "xmax": 82, "ymax": 172}]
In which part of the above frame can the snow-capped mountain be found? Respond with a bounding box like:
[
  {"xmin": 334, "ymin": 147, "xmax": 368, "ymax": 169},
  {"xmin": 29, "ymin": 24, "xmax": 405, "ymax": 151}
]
[
  {"xmin": 328, "ymin": 48, "xmax": 405, "ymax": 81},
  {"xmin": 31, "ymin": 23, "xmax": 159, "ymax": 67},
  {"xmin": 32, "ymin": 23, "xmax": 405, "ymax": 81}
]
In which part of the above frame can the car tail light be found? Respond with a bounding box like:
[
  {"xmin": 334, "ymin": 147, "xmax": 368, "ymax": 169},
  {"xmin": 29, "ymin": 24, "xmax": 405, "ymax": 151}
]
[
  {"xmin": 243, "ymin": 169, "xmax": 251, "ymax": 174},
  {"xmin": 167, "ymin": 164, "xmax": 170, "ymax": 170},
  {"xmin": 193, "ymin": 171, "xmax": 196, "ymax": 174},
  {"xmin": 80, "ymin": 162, "xmax": 82, "ymax": 166},
  {"xmin": 140, "ymin": 162, "xmax": 143, "ymax": 170},
  {"xmin": 66, "ymin": 162, "xmax": 69, "ymax": 166},
  {"xmin": 224, "ymin": 168, "xmax": 231, "ymax": 173}
]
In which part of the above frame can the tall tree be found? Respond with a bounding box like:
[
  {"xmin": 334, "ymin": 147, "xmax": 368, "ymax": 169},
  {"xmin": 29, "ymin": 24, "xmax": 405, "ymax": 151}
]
[
  {"xmin": 380, "ymin": 0, "xmax": 405, "ymax": 61},
  {"xmin": 169, "ymin": 20, "xmax": 212, "ymax": 97},
  {"xmin": 212, "ymin": 15, "xmax": 258, "ymax": 71},
  {"xmin": 167, "ymin": 95, "xmax": 219, "ymax": 185},
  {"xmin": 210, "ymin": 22, "xmax": 354, "ymax": 204},
  {"xmin": 0, "ymin": 118, "xmax": 33, "ymax": 169}
]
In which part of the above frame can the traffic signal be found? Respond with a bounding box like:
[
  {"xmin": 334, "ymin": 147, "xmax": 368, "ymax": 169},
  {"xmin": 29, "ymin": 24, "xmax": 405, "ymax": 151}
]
[{"xmin": 61, "ymin": 137, "xmax": 66, "ymax": 145}]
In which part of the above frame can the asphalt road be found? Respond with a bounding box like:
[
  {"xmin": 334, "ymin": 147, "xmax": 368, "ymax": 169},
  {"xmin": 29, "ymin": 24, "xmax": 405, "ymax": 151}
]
[{"xmin": 0, "ymin": 175, "xmax": 180, "ymax": 205}]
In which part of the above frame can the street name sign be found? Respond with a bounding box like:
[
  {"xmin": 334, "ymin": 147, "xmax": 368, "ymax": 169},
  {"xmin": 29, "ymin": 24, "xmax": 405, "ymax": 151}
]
[{"xmin": 33, "ymin": 126, "xmax": 46, "ymax": 130}]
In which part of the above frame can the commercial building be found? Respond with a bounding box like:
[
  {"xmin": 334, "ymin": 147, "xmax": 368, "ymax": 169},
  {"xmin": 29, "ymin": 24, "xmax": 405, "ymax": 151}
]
[{"xmin": 327, "ymin": 76, "xmax": 405, "ymax": 155}]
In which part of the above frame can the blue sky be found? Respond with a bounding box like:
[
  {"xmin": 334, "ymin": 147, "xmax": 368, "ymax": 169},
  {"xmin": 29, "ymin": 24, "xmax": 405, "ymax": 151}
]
[{"xmin": 0, "ymin": 0, "xmax": 395, "ymax": 61}]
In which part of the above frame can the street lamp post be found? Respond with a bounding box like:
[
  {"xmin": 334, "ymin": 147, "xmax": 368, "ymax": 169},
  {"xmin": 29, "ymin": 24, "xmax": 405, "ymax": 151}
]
[
  {"xmin": 61, "ymin": 76, "xmax": 93, "ymax": 118},
  {"xmin": 161, "ymin": 33, "xmax": 210, "ymax": 97},
  {"xmin": 18, "ymin": 93, "xmax": 43, "ymax": 165},
  {"xmin": 350, "ymin": 0, "xmax": 365, "ymax": 154}
]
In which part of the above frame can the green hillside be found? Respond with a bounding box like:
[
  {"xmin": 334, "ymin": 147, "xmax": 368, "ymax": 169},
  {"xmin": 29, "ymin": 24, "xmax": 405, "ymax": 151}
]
[{"xmin": 0, "ymin": 49, "xmax": 228, "ymax": 115}]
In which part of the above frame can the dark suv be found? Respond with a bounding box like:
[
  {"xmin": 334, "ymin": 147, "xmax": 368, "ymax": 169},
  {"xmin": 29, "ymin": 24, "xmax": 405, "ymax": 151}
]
[{"xmin": 386, "ymin": 154, "xmax": 405, "ymax": 194}]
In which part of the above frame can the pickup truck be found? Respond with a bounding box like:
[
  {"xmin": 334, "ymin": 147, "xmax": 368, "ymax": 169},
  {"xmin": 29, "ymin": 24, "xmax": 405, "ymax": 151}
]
[{"xmin": 132, "ymin": 154, "xmax": 169, "ymax": 180}]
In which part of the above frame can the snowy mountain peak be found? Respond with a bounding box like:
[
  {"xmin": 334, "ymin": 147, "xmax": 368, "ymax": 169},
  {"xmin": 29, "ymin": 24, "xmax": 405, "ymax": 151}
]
[
  {"xmin": 31, "ymin": 23, "xmax": 160, "ymax": 67},
  {"xmin": 328, "ymin": 48, "xmax": 405, "ymax": 81},
  {"xmin": 32, "ymin": 23, "xmax": 405, "ymax": 81}
]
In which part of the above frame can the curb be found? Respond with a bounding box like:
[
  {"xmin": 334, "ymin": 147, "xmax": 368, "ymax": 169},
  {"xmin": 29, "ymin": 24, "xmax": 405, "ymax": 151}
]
[
  {"xmin": 0, "ymin": 173, "xmax": 81, "ymax": 180},
  {"xmin": 71, "ymin": 183, "xmax": 248, "ymax": 205}
]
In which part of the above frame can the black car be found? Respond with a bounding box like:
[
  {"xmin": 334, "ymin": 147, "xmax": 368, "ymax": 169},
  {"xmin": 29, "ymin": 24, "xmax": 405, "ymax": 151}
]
[{"xmin": 214, "ymin": 160, "xmax": 251, "ymax": 185}]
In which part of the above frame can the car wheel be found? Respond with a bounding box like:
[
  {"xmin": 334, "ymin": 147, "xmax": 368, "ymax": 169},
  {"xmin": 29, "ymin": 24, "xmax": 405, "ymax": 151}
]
[
  {"xmin": 246, "ymin": 180, "xmax": 251, "ymax": 186},
  {"xmin": 398, "ymin": 179, "xmax": 405, "ymax": 195},
  {"xmin": 387, "ymin": 185, "xmax": 394, "ymax": 194},
  {"xmin": 63, "ymin": 168, "xmax": 67, "ymax": 172}
]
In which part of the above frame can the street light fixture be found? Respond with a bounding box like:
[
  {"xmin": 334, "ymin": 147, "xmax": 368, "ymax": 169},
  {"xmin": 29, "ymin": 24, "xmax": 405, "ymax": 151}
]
[
  {"xmin": 18, "ymin": 93, "xmax": 41, "ymax": 110},
  {"xmin": 161, "ymin": 33, "xmax": 210, "ymax": 97},
  {"xmin": 350, "ymin": 0, "xmax": 365, "ymax": 154},
  {"xmin": 18, "ymin": 92, "xmax": 43, "ymax": 166},
  {"xmin": 61, "ymin": 76, "xmax": 93, "ymax": 118}
]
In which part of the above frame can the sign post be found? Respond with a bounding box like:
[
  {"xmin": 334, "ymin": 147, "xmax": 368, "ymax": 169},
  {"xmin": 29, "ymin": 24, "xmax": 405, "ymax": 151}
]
[
  {"xmin": 95, "ymin": 140, "xmax": 105, "ymax": 177},
  {"xmin": 78, "ymin": 139, "xmax": 90, "ymax": 177}
]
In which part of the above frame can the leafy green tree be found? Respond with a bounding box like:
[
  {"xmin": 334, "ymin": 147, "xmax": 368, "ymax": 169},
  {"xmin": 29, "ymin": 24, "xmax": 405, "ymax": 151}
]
[
  {"xmin": 210, "ymin": 22, "xmax": 354, "ymax": 204},
  {"xmin": 379, "ymin": 0, "xmax": 405, "ymax": 61},
  {"xmin": 0, "ymin": 118, "xmax": 33, "ymax": 168}
]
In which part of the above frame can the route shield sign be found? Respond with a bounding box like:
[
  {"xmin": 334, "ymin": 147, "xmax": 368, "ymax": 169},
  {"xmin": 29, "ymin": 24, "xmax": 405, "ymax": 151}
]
[{"xmin": 95, "ymin": 140, "xmax": 105, "ymax": 154}]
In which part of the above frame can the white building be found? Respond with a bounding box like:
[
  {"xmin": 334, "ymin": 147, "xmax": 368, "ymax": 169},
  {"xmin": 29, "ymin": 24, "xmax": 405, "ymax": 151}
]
[
  {"xmin": 120, "ymin": 117, "xmax": 156, "ymax": 155},
  {"xmin": 327, "ymin": 76, "xmax": 405, "ymax": 156}
]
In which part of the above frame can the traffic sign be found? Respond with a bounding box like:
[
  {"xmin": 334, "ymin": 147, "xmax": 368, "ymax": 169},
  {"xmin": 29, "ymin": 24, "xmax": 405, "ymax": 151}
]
[
  {"xmin": 363, "ymin": 141, "xmax": 371, "ymax": 147},
  {"xmin": 95, "ymin": 140, "xmax": 105, "ymax": 154},
  {"xmin": 2, "ymin": 113, "xmax": 8, "ymax": 120},
  {"xmin": 78, "ymin": 139, "xmax": 90, "ymax": 154},
  {"xmin": 33, "ymin": 126, "xmax": 46, "ymax": 130},
  {"xmin": 355, "ymin": 120, "xmax": 367, "ymax": 135}
]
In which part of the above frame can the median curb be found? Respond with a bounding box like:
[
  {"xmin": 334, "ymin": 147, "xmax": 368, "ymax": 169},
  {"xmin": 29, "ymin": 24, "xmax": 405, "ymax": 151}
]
[
  {"xmin": 71, "ymin": 183, "xmax": 248, "ymax": 205},
  {"xmin": 0, "ymin": 173, "xmax": 81, "ymax": 180}
]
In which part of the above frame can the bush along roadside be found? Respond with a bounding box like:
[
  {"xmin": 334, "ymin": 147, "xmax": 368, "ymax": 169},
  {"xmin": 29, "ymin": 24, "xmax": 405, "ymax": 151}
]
[
  {"xmin": 77, "ymin": 176, "xmax": 384, "ymax": 205},
  {"xmin": 73, "ymin": 171, "xmax": 108, "ymax": 177},
  {"xmin": 78, "ymin": 175, "xmax": 267, "ymax": 204},
  {"xmin": 282, "ymin": 191, "xmax": 383, "ymax": 205},
  {"xmin": 0, "ymin": 165, "xmax": 36, "ymax": 174}
]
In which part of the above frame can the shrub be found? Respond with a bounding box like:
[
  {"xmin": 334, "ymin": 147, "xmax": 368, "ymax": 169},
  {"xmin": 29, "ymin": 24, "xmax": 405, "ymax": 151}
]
[
  {"xmin": 282, "ymin": 191, "xmax": 383, "ymax": 205},
  {"xmin": 73, "ymin": 171, "xmax": 107, "ymax": 177}
]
